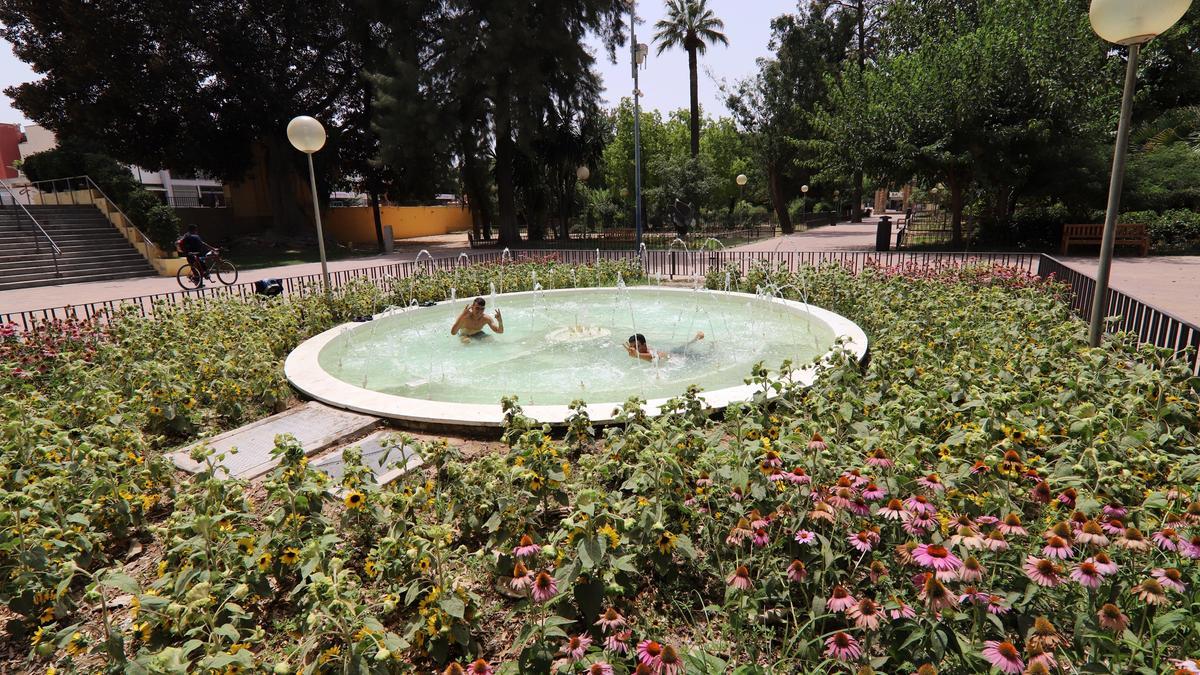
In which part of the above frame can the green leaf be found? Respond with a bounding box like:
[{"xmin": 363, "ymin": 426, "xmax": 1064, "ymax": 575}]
[
  {"xmin": 439, "ymin": 595, "xmax": 466, "ymax": 620},
  {"xmin": 100, "ymin": 572, "xmax": 140, "ymax": 595}
]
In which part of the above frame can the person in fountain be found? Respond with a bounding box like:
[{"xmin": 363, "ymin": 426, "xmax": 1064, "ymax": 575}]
[
  {"xmin": 624, "ymin": 331, "xmax": 704, "ymax": 361},
  {"xmin": 451, "ymin": 297, "xmax": 503, "ymax": 342}
]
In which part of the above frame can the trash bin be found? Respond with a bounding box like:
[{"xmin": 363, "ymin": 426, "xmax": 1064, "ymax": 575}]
[
  {"xmin": 876, "ymin": 216, "xmax": 892, "ymax": 251},
  {"xmin": 254, "ymin": 278, "xmax": 283, "ymax": 297}
]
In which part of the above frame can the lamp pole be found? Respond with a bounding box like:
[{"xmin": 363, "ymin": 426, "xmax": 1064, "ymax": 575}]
[
  {"xmin": 1086, "ymin": 0, "xmax": 1192, "ymax": 347},
  {"xmin": 631, "ymin": 2, "xmax": 644, "ymax": 253},
  {"xmin": 287, "ymin": 115, "xmax": 332, "ymax": 297}
]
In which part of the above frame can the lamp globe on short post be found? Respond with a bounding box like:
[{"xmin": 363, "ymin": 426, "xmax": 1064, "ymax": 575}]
[
  {"xmin": 1086, "ymin": 0, "xmax": 1192, "ymax": 347},
  {"xmin": 286, "ymin": 115, "xmax": 332, "ymax": 297},
  {"xmin": 801, "ymin": 184, "xmax": 809, "ymax": 216}
]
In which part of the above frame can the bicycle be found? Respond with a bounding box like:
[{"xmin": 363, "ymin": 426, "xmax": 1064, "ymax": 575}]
[{"xmin": 176, "ymin": 249, "xmax": 239, "ymax": 290}]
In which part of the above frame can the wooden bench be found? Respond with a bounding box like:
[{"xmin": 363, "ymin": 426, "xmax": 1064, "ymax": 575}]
[{"xmin": 1060, "ymin": 223, "xmax": 1148, "ymax": 256}]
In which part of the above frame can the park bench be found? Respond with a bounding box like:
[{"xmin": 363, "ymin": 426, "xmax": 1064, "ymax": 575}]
[{"xmin": 1059, "ymin": 223, "xmax": 1148, "ymax": 256}]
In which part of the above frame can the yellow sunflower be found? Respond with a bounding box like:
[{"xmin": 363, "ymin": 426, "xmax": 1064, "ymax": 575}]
[
  {"xmin": 656, "ymin": 531, "xmax": 677, "ymax": 555},
  {"xmin": 257, "ymin": 552, "xmax": 272, "ymax": 571},
  {"xmin": 344, "ymin": 490, "xmax": 366, "ymax": 510},
  {"xmin": 281, "ymin": 547, "xmax": 300, "ymax": 565}
]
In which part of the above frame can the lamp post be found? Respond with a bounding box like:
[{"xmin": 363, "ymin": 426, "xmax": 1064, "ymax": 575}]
[
  {"xmin": 1086, "ymin": 0, "xmax": 1192, "ymax": 347},
  {"xmin": 575, "ymin": 165, "xmax": 590, "ymax": 239},
  {"xmin": 736, "ymin": 173, "xmax": 748, "ymax": 200},
  {"xmin": 287, "ymin": 115, "xmax": 332, "ymax": 296},
  {"xmin": 629, "ymin": 1, "xmax": 648, "ymax": 253},
  {"xmin": 801, "ymin": 184, "xmax": 810, "ymax": 217}
]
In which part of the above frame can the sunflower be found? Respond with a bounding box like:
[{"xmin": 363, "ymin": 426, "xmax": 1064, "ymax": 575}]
[
  {"xmin": 418, "ymin": 557, "xmax": 432, "ymax": 573},
  {"xmin": 656, "ymin": 531, "xmax": 677, "ymax": 555},
  {"xmin": 364, "ymin": 559, "xmax": 378, "ymax": 578},
  {"xmin": 257, "ymin": 552, "xmax": 273, "ymax": 571},
  {"xmin": 281, "ymin": 547, "xmax": 300, "ymax": 565},
  {"xmin": 236, "ymin": 537, "xmax": 255, "ymax": 555},
  {"xmin": 344, "ymin": 490, "xmax": 366, "ymax": 510}
]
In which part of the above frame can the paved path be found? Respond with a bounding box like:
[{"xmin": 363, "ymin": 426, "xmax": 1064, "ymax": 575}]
[
  {"xmin": 734, "ymin": 219, "xmax": 880, "ymax": 252},
  {"xmin": 0, "ymin": 233, "xmax": 472, "ymax": 315}
]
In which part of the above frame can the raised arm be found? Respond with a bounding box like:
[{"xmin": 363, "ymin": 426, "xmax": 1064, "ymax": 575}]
[
  {"xmin": 450, "ymin": 306, "xmax": 468, "ymax": 335},
  {"xmin": 487, "ymin": 308, "xmax": 504, "ymax": 334}
]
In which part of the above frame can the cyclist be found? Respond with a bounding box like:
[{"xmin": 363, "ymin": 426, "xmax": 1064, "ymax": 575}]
[{"xmin": 177, "ymin": 224, "xmax": 215, "ymax": 284}]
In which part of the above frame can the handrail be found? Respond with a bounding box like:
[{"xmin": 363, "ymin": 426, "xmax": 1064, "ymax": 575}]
[
  {"xmin": 0, "ymin": 179, "xmax": 62, "ymax": 278},
  {"xmin": 18, "ymin": 175, "xmax": 159, "ymax": 260}
]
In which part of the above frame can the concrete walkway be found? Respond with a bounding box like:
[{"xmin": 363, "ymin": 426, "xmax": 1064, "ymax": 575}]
[{"xmin": 0, "ymin": 232, "xmax": 472, "ymax": 315}]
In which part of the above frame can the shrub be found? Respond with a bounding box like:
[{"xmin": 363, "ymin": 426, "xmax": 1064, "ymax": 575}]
[
  {"xmin": 1149, "ymin": 208, "xmax": 1200, "ymax": 254},
  {"xmin": 144, "ymin": 204, "xmax": 182, "ymax": 251}
]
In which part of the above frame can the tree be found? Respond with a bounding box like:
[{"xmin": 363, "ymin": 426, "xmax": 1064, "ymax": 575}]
[
  {"xmin": 831, "ymin": 0, "xmax": 886, "ymax": 221},
  {"xmin": 653, "ymin": 0, "xmax": 729, "ymax": 158},
  {"xmin": 0, "ymin": 0, "xmax": 369, "ymax": 235}
]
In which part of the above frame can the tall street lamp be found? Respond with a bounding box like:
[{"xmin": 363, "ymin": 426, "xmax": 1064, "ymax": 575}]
[
  {"xmin": 287, "ymin": 115, "xmax": 332, "ymax": 297},
  {"xmin": 1086, "ymin": 0, "xmax": 1192, "ymax": 347},
  {"xmin": 629, "ymin": 0, "xmax": 648, "ymax": 253}
]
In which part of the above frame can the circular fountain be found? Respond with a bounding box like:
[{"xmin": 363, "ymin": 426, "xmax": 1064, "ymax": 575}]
[{"xmin": 285, "ymin": 286, "xmax": 867, "ymax": 429}]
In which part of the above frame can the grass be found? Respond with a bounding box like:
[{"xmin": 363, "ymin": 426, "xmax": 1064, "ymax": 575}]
[{"xmin": 226, "ymin": 243, "xmax": 382, "ymax": 270}]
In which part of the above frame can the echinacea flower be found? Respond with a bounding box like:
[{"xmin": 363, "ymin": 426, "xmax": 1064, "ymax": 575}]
[
  {"xmin": 636, "ymin": 640, "xmax": 662, "ymax": 667},
  {"xmin": 794, "ymin": 529, "xmax": 817, "ymax": 545},
  {"xmin": 1070, "ymin": 562, "xmax": 1104, "ymax": 589},
  {"xmin": 913, "ymin": 544, "xmax": 962, "ymax": 572},
  {"xmin": 531, "ymin": 571, "xmax": 558, "ymax": 603},
  {"xmin": 981, "ymin": 641, "xmax": 1024, "ymax": 674},
  {"xmin": 1153, "ymin": 567, "xmax": 1188, "ymax": 593},
  {"xmin": 1023, "ymin": 556, "xmax": 1062, "ymax": 587},
  {"xmin": 1027, "ymin": 617, "xmax": 1066, "ymax": 651},
  {"xmin": 866, "ymin": 448, "xmax": 893, "ymax": 468},
  {"xmin": 1024, "ymin": 642, "xmax": 1058, "ymax": 671},
  {"xmin": 762, "ymin": 450, "xmax": 782, "ymax": 467},
  {"xmin": 869, "ymin": 560, "xmax": 889, "ymax": 584},
  {"xmin": 902, "ymin": 513, "xmax": 937, "ymax": 536},
  {"xmin": 595, "ymin": 607, "xmax": 626, "ymax": 632},
  {"xmin": 949, "ymin": 526, "xmax": 985, "ymax": 550},
  {"xmin": 847, "ymin": 598, "xmax": 884, "ymax": 630},
  {"xmin": 727, "ymin": 565, "xmax": 753, "ymax": 591},
  {"xmin": 1134, "ymin": 578, "xmax": 1169, "ymax": 605},
  {"xmin": 862, "ymin": 483, "xmax": 886, "ymax": 501},
  {"xmin": 888, "ymin": 596, "xmax": 916, "ymax": 620},
  {"xmin": 509, "ymin": 561, "xmax": 533, "ymax": 591},
  {"xmin": 984, "ymin": 530, "xmax": 1009, "ymax": 552},
  {"xmin": 849, "ymin": 530, "xmax": 877, "ymax": 553},
  {"xmin": 959, "ymin": 556, "xmax": 984, "ymax": 583},
  {"xmin": 751, "ymin": 528, "xmax": 770, "ymax": 547},
  {"xmin": 467, "ymin": 659, "xmax": 494, "ymax": 675},
  {"xmin": 513, "ymin": 534, "xmax": 541, "ymax": 558},
  {"xmin": 1031, "ymin": 482, "xmax": 1052, "ymax": 504},
  {"xmin": 443, "ymin": 664, "xmax": 466, "ymax": 675},
  {"xmin": 823, "ymin": 632, "xmax": 861, "ymax": 662},
  {"xmin": 1153, "ymin": 528, "xmax": 1182, "ymax": 552},
  {"xmin": 658, "ymin": 645, "xmax": 683, "ymax": 675},
  {"xmin": 904, "ymin": 495, "xmax": 936, "ymax": 515},
  {"xmin": 726, "ymin": 518, "xmax": 753, "ymax": 546},
  {"xmin": 913, "ymin": 664, "xmax": 938, "ymax": 675},
  {"xmin": 1087, "ymin": 552, "xmax": 1119, "ymax": 575},
  {"xmin": 787, "ymin": 559, "xmax": 807, "ymax": 582},
  {"xmin": 562, "ymin": 634, "xmax": 592, "ymax": 661},
  {"xmin": 827, "ymin": 585, "xmax": 856, "ymax": 612},
  {"xmin": 1042, "ymin": 536, "xmax": 1073, "ymax": 560},
  {"xmin": 1076, "ymin": 520, "xmax": 1109, "ymax": 547},
  {"xmin": 784, "ymin": 466, "xmax": 812, "ymax": 484},
  {"xmin": 986, "ymin": 594, "xmax": 1010, "ymax": 615},
  {"xmin": 920, "ymin": 575, "xmax": 958, "ymax": 611},
  {"xmin": 586, "ymin": 663, "xmax": 614, "ymax": 675},
  {"xmin": 809, "ymin": 433, "xmax": 828, "ymax": 452},
  {"xmin": 917, "ymin": 474, "xmax": 945, "ymax": 493},
  {"xmin": 604, "ymin": 630, "xmax": 630, "ymax": 655},
  {"xmin": 1117, "ymin": 527, "xmax": 1151, "ymax": 552},
  {"xmin": 998, "ymin": 513, "xmax": 1027, "ymax": 536},
  {"xmin": 878, "ymin": 499, "xmax": 906, "ymax": 520}
]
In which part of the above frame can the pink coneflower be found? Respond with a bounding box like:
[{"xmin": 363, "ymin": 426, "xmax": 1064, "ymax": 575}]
[
  {"xmin": 986, "ymin": 594, "xmax": 1010, "ymax": 615},
  {"xmin": 1184, "ymin": 535, "xmax": 1200, "ymax": 559},
  {"xmin": 727, "ymin": 565, "xmax": 753, "ymax": 591},
  {"xmin": 823, "ymin": 632, "xmax": 861, "ymax": 662},
  {"xmin": 751, "ymin": 528, "xmax": 770, "ymax": 547},
  {"xmin": 1133, "ymin": 578, "xmax": 1169, "ymax": 605},
  {"xmin": 1076, "ymin": 520, "xmax": 1109, "ymax": 547},
  {"xmin": 1153, "ymin": 528, "xmax": 1182, "ymax": 552},
  {"xmin": 1057, "ymin": 487, "xmax": 1077, "ymax": 508},
  {"xmin": 1027, "ymin": 617, "xmax": 1066, "ymax": 651},
  {"xmin": 829, "ymin": 487, "xmax": 855, "ymax": 510},
  {"xmin": 1023, "ymin": 556, "xmax": 1062, "ymax": 587},
  {"xmin": 904, "ymin": 495, "xmax": 937, "ymax": 515},
  {"xmin": 1097, "ymin": 603, "xmax": 1129, "ymax": 633},
  {"xmin": 1173, "ymin": 661, "xmax": 1200, "ymax": 675},
  {"xmin": 849, "ymin": 530, "xmax": 878, "ymax": 553},
  {"xmin": 808, "ymin": 433, "xmax": 828, "ymax": 452},
  {"xmin": 903, "ymin": 514, "xmax": 937, "ymax": 537},
  {"xmin": 531, "ymin": 571, "xmax": 558, "ymax": 603},
  {"xmin": 1153, "ymin": 568, "xmax": 1188, "ymax": 593},
  {"xmin": 1042, "ymin": 536, "xmax": 1073, "ymax": 560},
  {"xmin": 869, "ymin": 560, "xmax": 889, "ymax": 584},
  {"xmin": 1024, "ymin": 642, "xmax": 1058, "ymax": 671},
  {"xmin": 467, "ymin": 659, "xmax": 494, "ymax": 675},
  {"xmin": 878, "ymin": 499, "xmax": 906, "ymax": 520},
  {"xmin": 1044, "ymin": 520, "xmax": 1074, "ymax": 542},
  {"xmin": 920, "ymin": 575, "xmax": 958, "ymax": 611},
  {"xmin": 1031, "ymin": 482, "xmax": 1052, "ymax": 504},
  {"xmin": 562, "ymin": 634, "xmax": 592, "ymax": 661},
  {"xmin": 513, "ymin": 534, "xmax": 540, "ymax": 558},
  {"xmin": 730, "ymin": 486, "xmax": 744, "ymax": 501},
  {"xmin": 784, "ymin": 466, "xmax": 812, "ymax": 484},
  {"xmin": 604, "ymin": 630, "xmax": 630, "ymax": 655},
  {"xmin": 997, "ymin": 513, "xmax": 1027, "ymax": 536},
  {"xmin": 726, "ymin": 518, "xmax": 753, "ymax": 546},
  {"xmin": 959, "ymin": 586, "xmax": 990, "ymax": 606},
  {"xmin": 913, "ymin": 544, "xmax": 962, "ymax": 572},
  {"xmin": 827, "ymin": 585, "xmax": 856, "ymax": 612},
  {"xmin": 586, "ymin": 663, "xmax": 615, "ymax": 675},
  {"xmin": 847, "ymin": 598, "xmax": 884, "ymax": 630},
  {"xmin": 794, "ymin": 529, "xmax": 817, "ymax": 545},
  {"xmin": 787, "ymin": 559, "xmax": 807, "ymax": 582},
  {"xmin": 848, "ymin": 498, "xmax": 871, "ymax": 517},
  {"xmin": 1103, "ymin": 503, "xmax": 1128, "ymax": 520},
  {"xmin": 595, "ymin": 607, "xmax": 626, "ymax": 632},
  {"xmin": 1101, "ymin": 518, "xmax": 1125, "ymax": 536},
  {"xmin": 976, "ymin": 515, "xmax": 999, "ymax": 527},
  {"xmin": 984, "ymin": 530, "xmax": 1010, "ymax": 552},
  {"xmin": 866, "ymin": 448, "xmax": 893, "ymax": 468},
  {"xmin": 762, "ymin": 450, "xmax": 783, "ymax": 468},
  {"xmin": 981, "ymin": 641, "xmax": 1024, "ymax": 674},
  {"xmin": 749, "ymin": 509, "xmax": 771, "ymax": 528},
  {"xmin": 917, "ymin": 474, "xmax": 945, "ymax": 493},
  {"xmin": 959, "ymin": 556, "xmax": 984, "ymax": 583},
  {"xmin": 1117, "ymin": 527, "xmax": 1152, "ymax": 552},
  {"xmin": 862, "ymin": 483, "xmax": 886, "ymax": 501},
  {"xmin": 1088, "ymin": 552, "xmax": 1119, "ymax": 575},
  {"xmin": 895, "ymin": 541, "xmax": 919, "ymax": 566},
  {"xmin": 888, "ymin": 597, "xmax": 916, "ymax": 620},
  {"xmin": 970, "ymin": 460, "xmax": 990, "ymax": 475},
  {"xmin": 509, "ymin": 561, "xmax": 533, "ymax": 592},
  {"xmin": 949, "ymin": 526, "xmax": 985, "ymax": 550},
  {"xmin": 843, "ymin": 469, "xmax": 869, "ymax": 487},
  {"xmin": 636, "ymin": 640, "xmax": 662, "ymax": 667},
  {"xmin": 1070, "ymin": 561, "xmax": 1104, "ymax": 589},
  {"xmin": 658, "ymin": 645, "xmax": 683, "ymax": 675},
  {"xmin": 695, "ymin": 472, "xmax": 712, "ymax": 487},
  {"xmin": 808, "ymin": 502, "xmax": 837, "ymax": 523}
]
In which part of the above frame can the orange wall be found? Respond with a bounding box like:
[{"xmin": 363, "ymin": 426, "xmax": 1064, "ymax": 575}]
[{"xmin": 324, "ymin": 205, "xmax": 472, "ymax": 244}]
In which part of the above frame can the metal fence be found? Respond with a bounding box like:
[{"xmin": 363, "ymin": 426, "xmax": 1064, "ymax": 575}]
[{"xmin": 2, "ymin": 249, "xmax": 1196, "ymax": 374}]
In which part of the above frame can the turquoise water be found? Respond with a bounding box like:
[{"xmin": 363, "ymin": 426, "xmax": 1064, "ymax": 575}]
[{"xmin": 317, "ymin": 288, "xmax": 836, "ymax": 406}]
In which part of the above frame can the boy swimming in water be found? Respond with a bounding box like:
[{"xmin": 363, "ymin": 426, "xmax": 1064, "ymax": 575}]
[
  {"xmin": 624, "ymin": 331, "xmax": 704, "ymax": 361},
  {"xmin": 451, "ymin": 297, "xmax": 504, "ymax": 343}
]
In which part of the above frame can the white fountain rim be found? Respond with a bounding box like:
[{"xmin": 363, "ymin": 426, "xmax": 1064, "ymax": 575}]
[{"xmin": 284, "ymin": 286, "xmax": 869, "ymax": 428}]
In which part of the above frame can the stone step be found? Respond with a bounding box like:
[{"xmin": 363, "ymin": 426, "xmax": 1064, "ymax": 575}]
[
  {"xmin": 0, "ymin": 256, "xmax": 152, "ymax": 278},
  {"xmin": 310, "ymin": 430, "xmax": 424, "ymax": 495},
  {"xmin": 0, "ymin": 249, "xmax": 150, "ymax": 265},
  {"xmin": 171, "ymin": 402, "xmax": 381, "ymax": 479},
  {"xmin": 0, "ymin": 269, "xmax": 153, "ymax": 292}
]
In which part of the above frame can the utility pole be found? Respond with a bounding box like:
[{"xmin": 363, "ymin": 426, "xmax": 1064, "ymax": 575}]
[{"xmin": 631, "ymin": 2, "xmax": 644, "ymax": 252}]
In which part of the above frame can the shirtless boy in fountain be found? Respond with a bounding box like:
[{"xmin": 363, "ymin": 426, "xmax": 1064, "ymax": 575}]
[
  {"xmin": 451, "ymin": 297, "xmax": 504, "ymax": 342},
  {"xmin": 624, "ymin": 331, "xmax": 704, "ymax": 361}
]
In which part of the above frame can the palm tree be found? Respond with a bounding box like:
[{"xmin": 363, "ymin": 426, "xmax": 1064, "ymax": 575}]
[{"xmin": 654, "ymin": 0, "xmax": 728, "ymax": 158}]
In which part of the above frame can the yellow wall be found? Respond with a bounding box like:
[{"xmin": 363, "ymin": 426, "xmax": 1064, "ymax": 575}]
[{"xmin": 325, "ymin": 205, "xmax": 472, "ymax": 244}]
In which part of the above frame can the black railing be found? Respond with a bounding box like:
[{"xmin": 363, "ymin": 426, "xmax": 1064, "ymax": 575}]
[{"xmin": 2, "ymin": 249, "xmax": 1194, "ymax": 375}]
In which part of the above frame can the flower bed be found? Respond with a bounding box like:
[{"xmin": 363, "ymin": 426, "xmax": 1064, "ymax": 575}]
[{"xmin": 2, "ymin": 260, "xmax": 1199, "ymax": 674}]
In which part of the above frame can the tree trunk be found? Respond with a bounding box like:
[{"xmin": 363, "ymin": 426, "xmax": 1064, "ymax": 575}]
[
  {"xmin": 370, "ymin": 190, "xmax": 385, "ymax": 252},
  {"xmin": 688, "ymin": 46, "xmax": 701, "ymax": 158},
  {"xmin": 947, "ymin": 172, "xmax": 965, "ymax": 249},
  {"xmin": 263, "ymin": 137, "xmax": 310, "ymax": 236},
  {"xmin": 494, "ymin": 81, "xmax": 518, "ymax": 244},
  {"xmin": 768, "ymin": 164, "xmax": 793, "ymax": 234},
  {"xmin": 851, "ymin": 0, "xmax": 866, "ymax": 223},
  {"xmin": 560, "ymin": 175, "xmax": 573, "ymax": 241},
  {"xmin": 852, "ymin": 170, "xmax": 864, "ymax": 223}
]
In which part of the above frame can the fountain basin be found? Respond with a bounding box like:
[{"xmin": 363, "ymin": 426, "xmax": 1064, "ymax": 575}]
[{"xmin": 284, "ymin": 287, "xmax": 868, "ymax": 429}]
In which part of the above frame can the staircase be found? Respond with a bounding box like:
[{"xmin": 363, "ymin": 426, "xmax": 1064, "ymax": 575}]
[{"xmin": 0, "ymin": 204, "xmax": 157, "ymax": 291}]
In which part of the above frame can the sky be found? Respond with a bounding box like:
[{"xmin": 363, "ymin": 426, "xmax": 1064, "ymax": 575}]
[{"xmin": 0, "ymin": 1, "xmax": 793, "ymax": 127}]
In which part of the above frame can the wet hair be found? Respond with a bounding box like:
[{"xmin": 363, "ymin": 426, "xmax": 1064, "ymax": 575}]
[
  {"xmin": 627, "ymin": 333, "xmax": 647, "ymax": 348},
  {"xmin": 187, "ymin": 224, "xmax": 198, "ymax": 233},
  {"xmin": 473, "ymin": 297, "xmax": 486, "ymax": 307}
]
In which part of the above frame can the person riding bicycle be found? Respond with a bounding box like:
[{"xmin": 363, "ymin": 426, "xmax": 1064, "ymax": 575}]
[{"xmin": 177, "ymin": 224, "xmax": 215, "ymax": 283}]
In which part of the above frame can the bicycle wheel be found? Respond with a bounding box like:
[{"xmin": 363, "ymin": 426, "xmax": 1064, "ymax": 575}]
[
  {"xmin": 176, "ymin": 263, "xmax": 202, "ymax": 290},
  {"xmin": 214, "ymin": 259, "xmax": 239, "ymax": 285}
]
